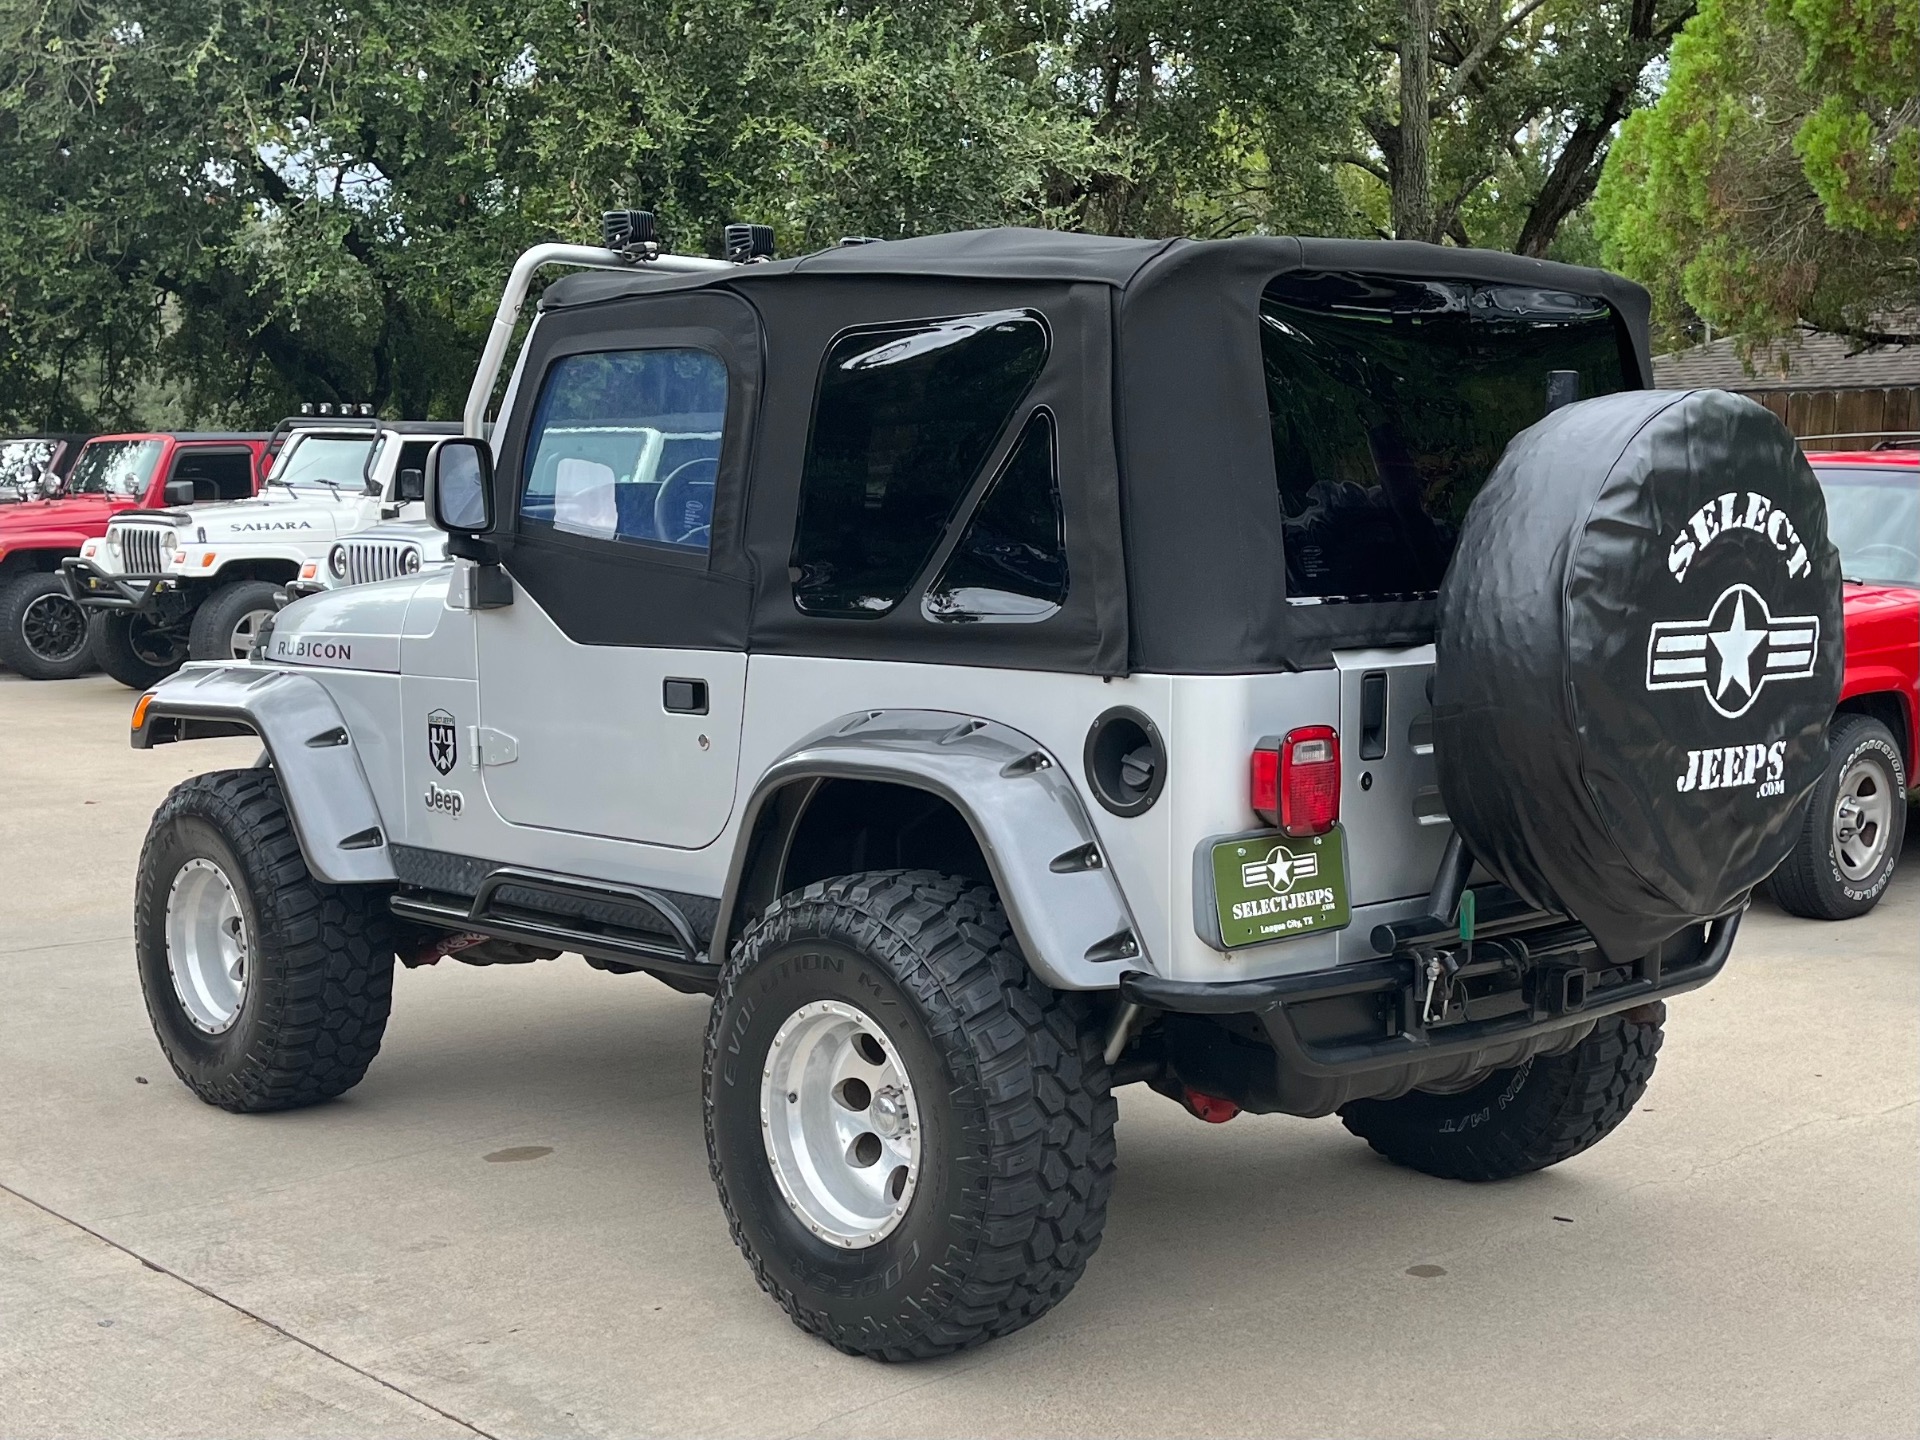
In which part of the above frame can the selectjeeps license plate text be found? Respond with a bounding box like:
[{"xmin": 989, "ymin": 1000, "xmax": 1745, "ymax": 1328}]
[{"xmin": 1212, "ymin": 828, "xmax": 1352, "ymax": 947}]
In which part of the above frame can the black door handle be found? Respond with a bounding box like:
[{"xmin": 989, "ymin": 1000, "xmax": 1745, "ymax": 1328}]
[{"xmin": 663, "ymin": 678, "xmax": 709, "ymax": 715}]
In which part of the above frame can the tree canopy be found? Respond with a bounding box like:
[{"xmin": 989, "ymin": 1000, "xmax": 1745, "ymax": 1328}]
[
  {"xmin": 0, "ymin": 0, "xmax": 1731, "ymax": 430},
  {"xmin": 1593, "ymin": 0, "xmax": 1919, "ymax": 351}
]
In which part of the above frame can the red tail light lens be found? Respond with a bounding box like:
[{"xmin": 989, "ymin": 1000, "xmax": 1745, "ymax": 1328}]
[{"xmin": 1252, "ymin": 727, "xmax": 1340, "ymax": 836}]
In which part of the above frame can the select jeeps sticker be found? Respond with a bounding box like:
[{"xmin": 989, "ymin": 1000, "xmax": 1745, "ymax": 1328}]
[
  {"xmin": 428, "ymin": 709, "xmax": 459, "ymax": 775},
  {"xmin": 1211, "ymin": 829, "xmax": 1350, "ymax": 948}
]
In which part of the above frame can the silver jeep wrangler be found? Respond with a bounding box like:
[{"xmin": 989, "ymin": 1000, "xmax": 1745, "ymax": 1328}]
[{"xmin": 126, "ymin": 221, "xmax": 1843, "ymax": 1359}]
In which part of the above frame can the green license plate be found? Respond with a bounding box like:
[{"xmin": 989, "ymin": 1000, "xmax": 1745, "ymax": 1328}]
[{"xmin": 1211, "ymin": 827, "xmax": 1351, "ymax": 948}]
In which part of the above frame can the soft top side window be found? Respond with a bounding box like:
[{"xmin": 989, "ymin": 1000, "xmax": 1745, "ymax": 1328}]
[
  {"xmin": 521, "ymin": 348, "xmax": 728, "ymax": 554},
  {"xmin": 791, "ymin": 309, "xmax": 1049, "ymax": 617},
  {"xmin": 923, "ymin": 409, "xmax": 1066, "ymax": 624}
]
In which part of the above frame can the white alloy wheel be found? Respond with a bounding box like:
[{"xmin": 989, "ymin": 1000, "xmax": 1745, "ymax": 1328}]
[
  {"xmin": 1831, "ymin": 750, "xmax": 1896, "ymax": 882},
  {"xmin": 164, "ymin": 857, "xmax": 250, "ymax": 1032},
  {"xmin": 760, "ymin": 999, "xmax": 920, "ymax": 1248}
]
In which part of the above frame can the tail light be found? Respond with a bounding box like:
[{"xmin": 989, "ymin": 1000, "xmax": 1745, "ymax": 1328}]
[{"xmin": 1251, "ymin": 726, "xmax": 1340, "ymax": 836}]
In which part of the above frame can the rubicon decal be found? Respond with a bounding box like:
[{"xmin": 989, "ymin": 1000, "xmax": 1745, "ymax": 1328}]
[
  {"xmin": 427, "ymin": 709, "xmax": 459, "ymax": 776},
  {"xmin": 1666, "ymin": 491, "xmax": 1810, "ymax": 583},
  {"xmin": 271, "ymin": 636, "xmax": 353, "ymax": 662},
  {"xmin": 1645, "ymin": 583, "xmax": 1819, "ymax": 720}
]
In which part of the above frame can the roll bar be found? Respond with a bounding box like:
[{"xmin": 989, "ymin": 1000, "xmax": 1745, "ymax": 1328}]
[{"xmin": 461, "ymin": 244, "xmax": 733, "ymax": 437}]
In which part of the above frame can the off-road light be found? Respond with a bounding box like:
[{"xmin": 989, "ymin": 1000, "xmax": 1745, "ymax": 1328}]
[
  {"xmin": 602, "ymin": 210, "xmax": 658, "ymax": 251},
  {"xmin": 402, "ymin": 546, "xmax": 422, "ymax": 574},
  {"xmin": 299, "ymin": 403, "xmax": 315, "ymax": 415},
  {"xmin": 1252, "ymin": 726, "xmax": 1340, "ymax": 836},
  {"xmin": 725, "ymin": 223, "xmax": 776, "ymax": 263},
  {"xmin": 326, "ymin": 543, "xmax": 348, "ymax": 580},
  {"xmin": 359, "ymin": 403, "xmax": 375, "ymax": 417}
]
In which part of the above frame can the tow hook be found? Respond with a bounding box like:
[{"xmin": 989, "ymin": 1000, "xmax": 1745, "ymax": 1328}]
[
  {"xmin": 1179, "ymin": 1089, "xmax": 1241, "ymax": 1124},
  {"xmin": 1419, "ymin": 889, "xmax": 1476, "ymax": 1026}
]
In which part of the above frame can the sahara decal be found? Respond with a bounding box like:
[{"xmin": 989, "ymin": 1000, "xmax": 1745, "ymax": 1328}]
[
  {"xmin": 1666, "ymin": 491, "xmax": 1811, "ymax": 583},
  {"xmin": 1645, "ymin": 583, "xmax": 1820, "ymax": 720},
  {"xmin": 227, "ymin": 519, "xmax": 316, "ymax": 532},
  {"xmin": 428, "ymin": 709, "xmax": 459, "ymax": 776}
]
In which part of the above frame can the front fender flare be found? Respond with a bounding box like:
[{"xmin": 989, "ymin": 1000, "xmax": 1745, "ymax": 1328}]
[
  {"xmin": 133, "ymin": 663, "xmax": 396, "ymax": 885},
  {"xmin": 715, "ymin": 710, "xmax": 1151, "ymax": 991}
]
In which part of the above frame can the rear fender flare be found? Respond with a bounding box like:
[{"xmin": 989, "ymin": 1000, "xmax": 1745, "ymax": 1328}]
[
  {"xmin": 132, "ymin": 664, "xmax": 396, "ymax": 885},
  {"xmin": 716, "ymin": 710, "xmax": 1148, "ymax": 991}
]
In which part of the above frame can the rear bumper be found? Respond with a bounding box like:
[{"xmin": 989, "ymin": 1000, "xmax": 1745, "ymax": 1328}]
[
  {"xmin": 60, "ymin": 557, "xmax": 169, "ymax": 613},
  {"xmin": 1119, "ymin": 904, "xmax": 1741, "ymax": 1116}
]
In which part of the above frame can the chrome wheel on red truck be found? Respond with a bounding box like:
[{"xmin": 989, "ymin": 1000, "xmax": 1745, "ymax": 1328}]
[{"xmin": 1767, "ymin": 714, "xmax": 1908, "ymax": 920}]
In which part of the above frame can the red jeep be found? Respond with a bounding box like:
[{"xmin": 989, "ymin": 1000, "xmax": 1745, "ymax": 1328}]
[
  {"xmin": 1768, "ymin": 446, "xmax": 1919, "ymax": 917},
  {"xmin": 0, "ymin": 432, "xmax": 266, "ymax": 679}
]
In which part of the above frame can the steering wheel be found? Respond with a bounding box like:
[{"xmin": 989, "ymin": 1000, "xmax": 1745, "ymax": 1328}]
[
  {"xmin": 1845, "ymin": 543, "xmax": 1920, "ymax": 581},
  {"xmin": 653, "ymin": 456, "xmax": 719, "ymax": 546}
]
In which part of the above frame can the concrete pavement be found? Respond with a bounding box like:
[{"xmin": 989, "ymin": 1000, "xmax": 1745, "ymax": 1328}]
[{"xmin": 2, "ymin": 671, "xmax": 1915, "ymax": 1438}]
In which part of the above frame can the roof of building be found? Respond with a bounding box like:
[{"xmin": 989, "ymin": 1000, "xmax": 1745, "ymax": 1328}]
[{"xmin": 1654, "ymin": 329, "xmax": 1920, "ymax": 391}]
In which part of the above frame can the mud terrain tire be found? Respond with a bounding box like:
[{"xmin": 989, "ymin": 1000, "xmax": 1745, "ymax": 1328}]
[
  {"xmin": 1338, "ymin": 1006, "xmax": 1665, "ymax": 1181},
  {"xmin": 136, "ymin": 768, "xmax": 395, "ymax": 1112},
  {"xmin": 705, "ymin": 870, "xmax": 1116, "ymax": 1360}
]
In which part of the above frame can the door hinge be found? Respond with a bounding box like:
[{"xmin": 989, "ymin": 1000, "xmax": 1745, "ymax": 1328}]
[{"xmin": 467, "ymin": 725, "xmax": 518, "ymax": 768}]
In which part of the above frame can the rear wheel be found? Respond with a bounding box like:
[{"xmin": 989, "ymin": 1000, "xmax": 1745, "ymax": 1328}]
[
  {"xmin": 1338, "ymin": 1007, "xmax": 1664, "ymax": 1181},
  {"xmin": 90, "ymin": 609, "xmax": 189, "ymax": 689},
  {"xmin": 0, "ymin": 572, "xmax": 92, "ymax": 679},
  {"xmin": 705, "ymin": 870, "xmax": 1115, "ymax": 1359},
  {"xmin": 136, "ymin": 768, "xmax": 396, "ymax": 1111},
  {"xmin": 1767, "ymin": 714, "xmax": 1907, "ymax": 920},
  {"xmin": 189, "ymin": 579, "xmax": 281, "ymax": 662}
]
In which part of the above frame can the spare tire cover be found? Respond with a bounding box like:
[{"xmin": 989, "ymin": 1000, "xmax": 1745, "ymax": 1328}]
[{"xmin": 1434, "ymin": 389, "xmax": 1842, "ymax": 961}]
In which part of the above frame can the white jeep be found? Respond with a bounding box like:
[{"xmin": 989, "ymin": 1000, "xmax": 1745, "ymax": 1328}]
[
  {"xmin": 123, "ymin": 223, "xmax": 1844, "ymax": 1360},
  {"xmin": 64, "ymin": 418, "xmax": 458, "ymax": 686}
]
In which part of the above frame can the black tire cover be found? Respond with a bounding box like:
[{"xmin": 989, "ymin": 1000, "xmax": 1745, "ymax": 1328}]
[{"xmin": 1434, "ymin": 389, "xmax": 1843, "ymax": 961}]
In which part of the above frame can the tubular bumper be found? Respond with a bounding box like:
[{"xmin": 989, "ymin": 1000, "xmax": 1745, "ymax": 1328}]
[
  {"xmin": 60, "ymin": 557, "xmax": 170, "ymax": 613},
  {"xmin": 1120, "ymin": 906, "xmax": 1741, "ymax": 1113}
]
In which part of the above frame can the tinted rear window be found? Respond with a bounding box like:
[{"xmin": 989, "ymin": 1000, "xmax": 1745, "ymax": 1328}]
[
  {"xmin": 791, "ymin": 310, "xmax": 1048, "ymax": 617},
  {"xmin": 1260, "ymin": 273, "xmax": 1631, "ymax": 601}
]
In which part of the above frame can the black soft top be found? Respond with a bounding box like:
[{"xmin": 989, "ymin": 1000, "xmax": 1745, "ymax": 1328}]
[{"xmin": 536, "ymin": 230, "xmax": 1655, "ymax": 674}]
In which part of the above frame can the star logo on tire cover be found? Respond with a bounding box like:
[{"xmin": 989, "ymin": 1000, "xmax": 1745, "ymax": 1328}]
[
  {"xmin": 1645, "ymin": 583, "xmax": 1820, "ymax": 719},
  {"xmin": 1241, "ymin": 844, "xmax": 1317, "ymax": 894}
]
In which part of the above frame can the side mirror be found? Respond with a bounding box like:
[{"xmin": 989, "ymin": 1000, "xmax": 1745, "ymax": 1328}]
[
  {"xmin": 396, "ymin": 467, "xmax": 425, "ymax": 503},
  {"xmin": 163, "ymin": 479, "xmax": 196, "ymax": 507},
  {"xmin": 36, "ymin": 468, "xmax": 65, "ymax": 499},
  {"xmin": 426, "ymin": 438, "xmax": 495, "ymax": 535}
]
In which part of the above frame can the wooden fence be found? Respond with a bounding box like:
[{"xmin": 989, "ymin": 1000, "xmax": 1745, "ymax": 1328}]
[{"xmin": 1738, "ymin": 386, "xmax": 1920, "ymax": 443}]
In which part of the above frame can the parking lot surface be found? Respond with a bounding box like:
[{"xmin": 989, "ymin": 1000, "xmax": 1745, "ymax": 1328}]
[{"xmin": 1, "ymin": 670, "xmax": 1915, "ymax": 1439}]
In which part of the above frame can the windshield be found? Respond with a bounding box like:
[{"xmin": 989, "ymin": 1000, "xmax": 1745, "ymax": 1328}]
[
  {"xmin": 1815, "ymin": 465, "xmax": 1920, "ymax": 588},
  {"xmin": 0, "ymin": 439, "xmax": 59, "ymax": 490},
  {"xmin": 270, "ymin": 433, "xmax": 376, "ymax": 490},
  {"xmin": 67, "ymin": 439, "xmax": 165, "ymax": 498},
  {"xmin": 1261, "ymin": 273, "xmax": 1632, "ymax": 601}
]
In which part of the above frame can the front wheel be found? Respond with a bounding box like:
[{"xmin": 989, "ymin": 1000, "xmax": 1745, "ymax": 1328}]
[
  {"xmin": 0, "ymin": 572, "xmax": 92, "ymax": 679},
  {"xmin": 189, "ymin": 579, "xmax": 281, "ymax": 662},
  {"xmin": 136, "ymin": 768, "xmax": 396, "ymax": 1111},
  {"xmin": 1767, "ymin": 713, "xmax": 1907, "ymax": 920},
  {"xmin": 705, "ymin": 871, "xmax": 1116, "ymax": 1360},
  {"xmin": 1338, "ymin": 1006, "xmax": 1665, "ymax": 1181},
  {"xmin": 89, "ymin": 609, "xmax": 189, "ymax": 689}
]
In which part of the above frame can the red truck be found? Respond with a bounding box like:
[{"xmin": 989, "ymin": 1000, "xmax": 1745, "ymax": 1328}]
[
  {"xmin": 1768, "ymin": 446, "xmax": 1919, "ymax": 918},
  {"xmin": 0, "ymin": 432, "xmax": 266, "ymax": 679}
]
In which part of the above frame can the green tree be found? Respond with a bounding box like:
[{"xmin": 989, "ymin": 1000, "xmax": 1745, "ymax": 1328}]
[
  {"xmin": 1593, "ymin": 0, "xmax": 1919, "ymax": 348},
  {"xmin": 1344, "ymin": 0, "xmax": 1696, "ymax": 255}
]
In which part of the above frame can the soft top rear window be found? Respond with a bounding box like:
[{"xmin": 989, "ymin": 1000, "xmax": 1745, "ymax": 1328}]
[{"xmin": 1260, "ymin": 272, "xmax": 1632, "ymax": 602}]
